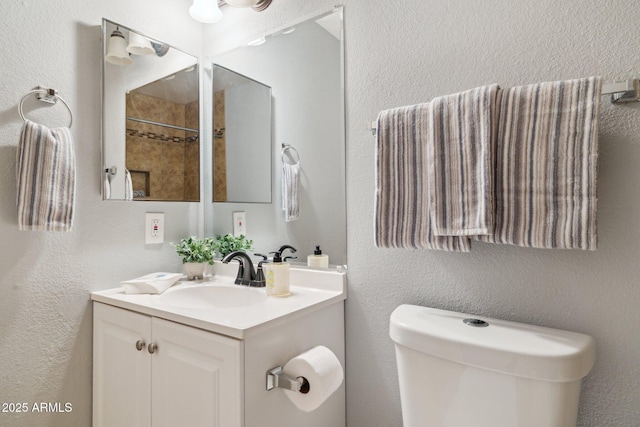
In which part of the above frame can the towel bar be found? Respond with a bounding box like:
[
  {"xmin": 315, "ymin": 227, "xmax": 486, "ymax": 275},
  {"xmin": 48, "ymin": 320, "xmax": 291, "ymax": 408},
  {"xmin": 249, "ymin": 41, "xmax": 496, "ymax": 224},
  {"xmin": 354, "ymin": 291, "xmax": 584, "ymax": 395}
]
[{"xmin": 369, "ymin": 78, "xmax": 640, "ymax": 134}]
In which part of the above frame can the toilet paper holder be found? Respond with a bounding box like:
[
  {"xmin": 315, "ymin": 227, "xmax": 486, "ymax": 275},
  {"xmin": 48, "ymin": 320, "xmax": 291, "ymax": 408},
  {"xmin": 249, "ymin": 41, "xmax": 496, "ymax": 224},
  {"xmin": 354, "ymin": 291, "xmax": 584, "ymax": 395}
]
[{"xmin": 266, "ymin": 366, "xmax": 310, "ymax": 394}]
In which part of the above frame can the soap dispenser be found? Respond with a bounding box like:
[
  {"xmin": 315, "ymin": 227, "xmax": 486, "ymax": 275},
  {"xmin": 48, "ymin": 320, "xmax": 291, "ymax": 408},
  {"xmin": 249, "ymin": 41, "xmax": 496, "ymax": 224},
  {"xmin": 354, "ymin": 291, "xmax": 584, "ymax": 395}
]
[
  {"xmin": 265, "ymin": 245, "xmax": 297, "ymax": 297},
  {"xmin": 307, "ymin": 245, "xmax": 329, "ymax": 268}
]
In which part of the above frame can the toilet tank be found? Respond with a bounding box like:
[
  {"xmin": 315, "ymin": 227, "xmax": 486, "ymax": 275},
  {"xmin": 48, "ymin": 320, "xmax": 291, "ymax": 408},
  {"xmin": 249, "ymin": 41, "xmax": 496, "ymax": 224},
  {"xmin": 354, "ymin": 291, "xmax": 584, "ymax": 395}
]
[{"xmin": 389, "ymin": 305, "xmax": 595, "ymax": 427}]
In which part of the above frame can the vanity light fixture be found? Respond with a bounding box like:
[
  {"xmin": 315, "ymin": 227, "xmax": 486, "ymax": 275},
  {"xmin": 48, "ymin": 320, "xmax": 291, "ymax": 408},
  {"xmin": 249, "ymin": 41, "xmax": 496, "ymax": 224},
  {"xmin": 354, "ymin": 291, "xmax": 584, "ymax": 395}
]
[
  {"xmin": 126, "ymin": 32, "xmax": 154, "ymax": 56},
  {"xmin": 151, "ymin": 41, "xmax": 170, "ymax": 57},
  {"xmin": 225, "ymin": 0, "xmax": 273, "ymax": 9},
  {"xmin": 225, "ymin": 0, "xmax": 259, "ymax": 6},
  {"xmin": 249, "ymin": 0, "xmax": 273, "ymax": 12},
  {"xmin": 105, "ymin": 28, "xmax": 133, "ymax": 66},
  {"xmin": 189, "ymin": 0, "xmax": 223, "ymax": 23}
]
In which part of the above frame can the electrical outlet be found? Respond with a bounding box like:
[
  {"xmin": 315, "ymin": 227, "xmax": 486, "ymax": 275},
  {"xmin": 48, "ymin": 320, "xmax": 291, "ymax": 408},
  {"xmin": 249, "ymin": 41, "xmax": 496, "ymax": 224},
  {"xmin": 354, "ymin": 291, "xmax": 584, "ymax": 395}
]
[
  {"xmin": 145, "ymin": 212, "xmax": 164, "ymax": 244},
  {"xmin": 233, "ymin": 211, "xmax": 246, "ymax": 236}
]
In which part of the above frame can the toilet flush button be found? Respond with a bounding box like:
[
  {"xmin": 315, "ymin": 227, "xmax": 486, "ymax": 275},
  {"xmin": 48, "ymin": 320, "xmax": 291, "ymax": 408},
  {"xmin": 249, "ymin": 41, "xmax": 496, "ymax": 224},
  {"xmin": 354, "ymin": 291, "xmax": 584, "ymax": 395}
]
[{"xmin": 463, "ymin": 318, "xmax": 489, "ymax": 327}]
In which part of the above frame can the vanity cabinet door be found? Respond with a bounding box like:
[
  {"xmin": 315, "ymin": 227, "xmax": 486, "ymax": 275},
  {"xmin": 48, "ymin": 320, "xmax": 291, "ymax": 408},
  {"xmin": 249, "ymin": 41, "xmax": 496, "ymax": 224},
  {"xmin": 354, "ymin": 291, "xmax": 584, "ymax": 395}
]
[
  {"xmin": 93, "ymin": 303, "xmax": 152, "ymax": 427},
  {"xmin": 93, "ymin": 302, "xmax": 243, "ymax": 427},
  {"xmin": 151, "ymin": 318, "xmax": 243, "ymax": 427}
]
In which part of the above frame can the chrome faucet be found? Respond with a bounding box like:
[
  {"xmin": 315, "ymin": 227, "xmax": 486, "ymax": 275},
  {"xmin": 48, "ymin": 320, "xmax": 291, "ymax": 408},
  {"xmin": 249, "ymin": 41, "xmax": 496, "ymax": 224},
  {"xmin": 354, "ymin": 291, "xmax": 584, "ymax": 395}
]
[{"xmin": 221, "ymin": 251, "xmax": 256, "ymax": 286}]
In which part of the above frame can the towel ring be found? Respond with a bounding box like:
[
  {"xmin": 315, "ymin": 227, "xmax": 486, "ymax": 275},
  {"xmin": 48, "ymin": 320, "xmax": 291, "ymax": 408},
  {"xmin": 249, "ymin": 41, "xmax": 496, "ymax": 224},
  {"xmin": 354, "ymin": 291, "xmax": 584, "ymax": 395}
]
[
  {"xmin": 281, "ymin": 143, "xmax": 300, "ymax": 166},
  {"xmin": 18, "ymin": 88, "xmax": 73, "ymax": 128}
]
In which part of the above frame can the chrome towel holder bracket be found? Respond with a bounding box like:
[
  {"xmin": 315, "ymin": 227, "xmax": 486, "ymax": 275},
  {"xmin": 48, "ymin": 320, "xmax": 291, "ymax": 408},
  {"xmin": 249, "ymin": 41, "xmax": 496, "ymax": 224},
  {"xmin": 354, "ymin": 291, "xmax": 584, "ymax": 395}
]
[
  {"xmin": 281, "ymin": 143, "xmax": 300, "ymax": 166},
  {"xmin": 18, "ymin": 86, "xmax": 73, "ymax": 128},
  {"xmin": 603, "ymin": 79, "xmax": 640, "ymax": 103}
]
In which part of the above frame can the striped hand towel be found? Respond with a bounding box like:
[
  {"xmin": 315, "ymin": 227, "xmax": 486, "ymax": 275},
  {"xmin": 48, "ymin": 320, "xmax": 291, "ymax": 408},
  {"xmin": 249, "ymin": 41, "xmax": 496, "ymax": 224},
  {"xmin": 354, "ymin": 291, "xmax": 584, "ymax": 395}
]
[
  {"xmin": 16, "ymin": 120, "xmax": 76, "ymax": 231},
  {"xmin": 282, "ymin": 162, "xmax": 300, "ymax": 222},
  {"xmin": 428, "ymin": 84, "xmax": 499, "ymax": 237},
  {"xmin": 374, "ymin": 104, "xmax": 470, "ymax": 251},
  {"xmin": 477, "ymin": 77, "xmax": 602, "ymax": 250}
]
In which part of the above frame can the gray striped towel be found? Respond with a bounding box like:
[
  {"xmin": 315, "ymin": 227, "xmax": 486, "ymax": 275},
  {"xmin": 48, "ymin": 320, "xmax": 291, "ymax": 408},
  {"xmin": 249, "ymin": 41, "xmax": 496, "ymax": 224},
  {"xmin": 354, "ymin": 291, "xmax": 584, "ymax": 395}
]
[
  {"xmin": 477, "ymin": 77, "xmax": 601, "ymax": 250},
  {"xmin": 374, "ymin": 104, "xmax": 470, "ymax": 251},
  {"xmin": 16, "ymin": 120, "xmax": 76, "ymax": 231},
  {"xmin": 282, "ymin": 162, "xmax": 300, "ymax": 222},
  {"xmin": 428, "ymin": 84, "xmax": 499, "ymax": 237}
]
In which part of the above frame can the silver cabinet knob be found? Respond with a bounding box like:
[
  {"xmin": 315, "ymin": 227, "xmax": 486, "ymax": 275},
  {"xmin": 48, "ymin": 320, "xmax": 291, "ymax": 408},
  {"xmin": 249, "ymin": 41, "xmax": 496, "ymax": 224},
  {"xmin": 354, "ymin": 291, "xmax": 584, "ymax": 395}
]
[
  {"xmin": 148, "ymin": 343, "xmax": 158, "ymax": 354},
  {"xmin": 135, "ymin": 340, "xmax": 145, "ymax": 351}
]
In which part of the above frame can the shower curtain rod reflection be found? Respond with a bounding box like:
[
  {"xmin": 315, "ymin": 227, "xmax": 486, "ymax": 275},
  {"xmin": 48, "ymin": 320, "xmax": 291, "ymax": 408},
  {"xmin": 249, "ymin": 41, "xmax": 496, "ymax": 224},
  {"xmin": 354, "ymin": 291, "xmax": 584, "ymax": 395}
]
[{"xmin": 126, "ymin": 116, "xmax": 198, "ymax": 133}]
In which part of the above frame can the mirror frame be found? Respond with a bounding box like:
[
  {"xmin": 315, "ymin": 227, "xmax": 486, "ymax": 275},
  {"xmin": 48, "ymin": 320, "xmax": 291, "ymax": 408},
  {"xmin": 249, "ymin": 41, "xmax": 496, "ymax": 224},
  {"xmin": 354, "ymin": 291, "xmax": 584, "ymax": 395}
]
[
  {"xmin": 203, "ymin": 6, "xmax": 347, "ymax": 267},
  {"xmin": 101, "ymin": 18, "xmax": 200, "ymax": 202}
]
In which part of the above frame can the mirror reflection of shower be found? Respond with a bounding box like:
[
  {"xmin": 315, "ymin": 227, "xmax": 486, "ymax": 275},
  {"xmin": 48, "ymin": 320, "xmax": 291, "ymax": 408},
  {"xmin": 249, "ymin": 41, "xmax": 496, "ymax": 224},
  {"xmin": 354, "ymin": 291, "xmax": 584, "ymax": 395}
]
[
  {"xmin": 102, "ymin": 19, "xmax": 200, "ymax": 202},
  {"xmin": 126, "ymin": 65, "xmax": 200, "ymax": 201}
]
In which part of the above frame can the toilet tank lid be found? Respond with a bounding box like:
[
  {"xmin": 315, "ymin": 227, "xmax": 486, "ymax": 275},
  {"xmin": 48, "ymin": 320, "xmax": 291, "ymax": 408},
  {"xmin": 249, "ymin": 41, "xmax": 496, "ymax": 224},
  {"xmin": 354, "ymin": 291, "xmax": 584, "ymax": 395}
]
[{"xmin": 389, "ymin": 305, "xmax": 595, "ymax": 382}]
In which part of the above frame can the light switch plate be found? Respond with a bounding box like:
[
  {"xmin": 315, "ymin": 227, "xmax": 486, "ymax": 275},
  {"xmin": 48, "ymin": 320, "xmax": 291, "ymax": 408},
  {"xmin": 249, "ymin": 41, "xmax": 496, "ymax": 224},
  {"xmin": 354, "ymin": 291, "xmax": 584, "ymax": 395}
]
[
  {"xmin": 145, "ymin": 212, "xmax": 164, "ymax": 244},
  {"xmin": 233, "ymin": 211, "xmax": 246, "ymax": 236}
]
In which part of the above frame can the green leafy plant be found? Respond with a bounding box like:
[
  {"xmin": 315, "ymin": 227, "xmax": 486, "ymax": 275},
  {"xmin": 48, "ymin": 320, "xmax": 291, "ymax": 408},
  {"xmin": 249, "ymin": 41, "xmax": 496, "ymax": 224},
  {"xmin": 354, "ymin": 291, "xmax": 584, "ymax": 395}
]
[
  {"xmin": 171, "ymin": 236, "xmax": 216, "ymax": 265},
  {"xmin": 212, "ymin": 234, "xmax": 254, "ymax": 257}
]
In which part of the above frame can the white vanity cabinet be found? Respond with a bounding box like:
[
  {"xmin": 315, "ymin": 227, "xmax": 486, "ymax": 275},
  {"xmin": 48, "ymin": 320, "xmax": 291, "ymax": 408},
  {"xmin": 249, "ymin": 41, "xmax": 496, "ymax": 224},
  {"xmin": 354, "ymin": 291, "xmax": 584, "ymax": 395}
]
[
  {"xmin": 93, "ymin": 302, "xmax": 243, "ymax": 427},
  {"xmin": 92, "ymin": 266, "xmax": 346, "ymax": 427}
]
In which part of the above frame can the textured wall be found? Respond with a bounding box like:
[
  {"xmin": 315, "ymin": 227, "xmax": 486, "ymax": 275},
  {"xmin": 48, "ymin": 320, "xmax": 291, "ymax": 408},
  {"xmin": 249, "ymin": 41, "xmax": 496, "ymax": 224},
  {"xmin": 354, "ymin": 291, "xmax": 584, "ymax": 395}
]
[
  {"xmin": 0, "ymin": 1, "xmax": 202, "ymax": 425},
  {"xmin": 207, "ymin": 1, "xmax": 640, "ymax": 426},
  {"xmin": 1, "ymin": 1, "xmax": 640, "ymax": 426},
  {"xmin": 348, "ymin": 1, "xmax": 640, "ymax": 425}
]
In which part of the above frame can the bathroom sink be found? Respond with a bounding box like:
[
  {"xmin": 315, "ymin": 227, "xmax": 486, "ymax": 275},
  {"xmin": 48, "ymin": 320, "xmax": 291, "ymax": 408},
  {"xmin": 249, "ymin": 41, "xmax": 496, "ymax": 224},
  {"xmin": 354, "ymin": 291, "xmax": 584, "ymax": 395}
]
[
  {"xmin": 92, "ymin": 266, "xmax": 346, "ymax": 338},
  {"xmin": 157, "ymin": 284, "xmax": 267, "ymax": 309}
]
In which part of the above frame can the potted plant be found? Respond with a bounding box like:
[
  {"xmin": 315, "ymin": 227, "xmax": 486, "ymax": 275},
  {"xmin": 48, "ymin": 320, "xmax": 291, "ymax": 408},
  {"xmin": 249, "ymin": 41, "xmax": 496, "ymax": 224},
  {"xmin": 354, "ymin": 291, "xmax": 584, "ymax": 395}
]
[
  {"xmin": 212, "ymin": 234, "xmax": 254, "ymax": 258},
  {"xmin": 171, "ymin": 236, "xmax": 215, "ymax": 280}
]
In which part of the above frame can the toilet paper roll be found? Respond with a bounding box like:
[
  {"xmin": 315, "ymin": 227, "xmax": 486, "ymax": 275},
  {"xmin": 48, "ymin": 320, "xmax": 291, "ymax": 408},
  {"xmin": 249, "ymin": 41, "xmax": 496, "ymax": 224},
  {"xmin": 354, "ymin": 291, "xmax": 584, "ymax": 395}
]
[{"xmin": 283, "ymin": 345, "xmax": 344, "ymax": 412}]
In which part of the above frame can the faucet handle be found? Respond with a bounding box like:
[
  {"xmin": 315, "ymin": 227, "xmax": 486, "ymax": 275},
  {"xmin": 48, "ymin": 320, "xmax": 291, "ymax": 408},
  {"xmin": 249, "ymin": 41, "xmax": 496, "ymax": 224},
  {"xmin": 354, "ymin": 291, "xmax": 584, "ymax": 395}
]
[
  {"xmin": 283, "ymin": 256, "xmax": 297, "ymax": 262},
  {"xmin": 233, "ymin": 258, "xmax": 246, "ymax": 285},
  {"xmin": 250, "ymin": 253, "xmax": 267, "ymax": 287}
]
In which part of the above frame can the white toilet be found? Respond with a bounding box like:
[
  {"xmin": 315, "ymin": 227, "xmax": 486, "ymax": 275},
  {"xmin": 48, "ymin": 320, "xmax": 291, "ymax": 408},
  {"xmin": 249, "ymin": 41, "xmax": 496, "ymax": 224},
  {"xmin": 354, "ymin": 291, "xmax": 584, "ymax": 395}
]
[{"xmin": 389, "ymin": 305, "xmax": 595, "ymax": 427}]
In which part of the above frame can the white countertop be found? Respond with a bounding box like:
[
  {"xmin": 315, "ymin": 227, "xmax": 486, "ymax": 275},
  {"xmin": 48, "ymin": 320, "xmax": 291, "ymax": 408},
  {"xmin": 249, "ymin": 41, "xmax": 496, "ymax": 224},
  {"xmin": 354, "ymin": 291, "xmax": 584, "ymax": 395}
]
[{"xmin": 91, "ymin": 264, "xmax": 346, "ymax": 340}]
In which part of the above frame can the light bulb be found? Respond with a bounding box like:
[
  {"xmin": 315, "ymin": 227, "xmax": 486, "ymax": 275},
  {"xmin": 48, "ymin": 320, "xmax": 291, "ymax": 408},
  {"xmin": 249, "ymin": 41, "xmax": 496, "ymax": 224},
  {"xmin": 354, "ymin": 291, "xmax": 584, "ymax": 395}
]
[
  {"xmin": 189, "ymin": 0, "xmax": 223, "ymax": 23},
  {"xmin": 105, "ymin": 29, "xmax": 133, "ymax": 66},
  {"xmin": 127, "ymin": 32, "xmax": 154, "ymax": 56}
]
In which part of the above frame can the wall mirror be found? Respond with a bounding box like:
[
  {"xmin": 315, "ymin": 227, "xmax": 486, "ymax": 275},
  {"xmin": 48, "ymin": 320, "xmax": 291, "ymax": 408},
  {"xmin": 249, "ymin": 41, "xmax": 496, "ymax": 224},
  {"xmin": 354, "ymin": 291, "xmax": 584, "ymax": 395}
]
[
  {"xmin": 204, "ymin": 7, "xmax": 346, "ymax": 266},
  {"xmin": 102, "ymin": 19, "xmax": 200, "ymax": 201},
  {"xmin": 212, "ymin": 65, "xmax": 272, "ymax": 203}
]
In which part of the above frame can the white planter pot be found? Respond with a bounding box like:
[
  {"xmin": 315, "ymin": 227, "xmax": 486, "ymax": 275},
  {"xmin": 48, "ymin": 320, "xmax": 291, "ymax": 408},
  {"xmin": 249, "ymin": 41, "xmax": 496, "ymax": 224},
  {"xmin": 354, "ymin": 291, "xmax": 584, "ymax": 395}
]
[{"xmin": 183, "ymin": 262, "xmax": 207, "ymax": 280}]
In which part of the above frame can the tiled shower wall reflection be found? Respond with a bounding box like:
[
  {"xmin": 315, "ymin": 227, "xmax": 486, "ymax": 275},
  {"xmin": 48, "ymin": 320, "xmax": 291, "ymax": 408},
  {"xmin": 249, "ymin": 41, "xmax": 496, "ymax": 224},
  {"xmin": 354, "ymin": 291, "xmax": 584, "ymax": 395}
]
[
  {"xmin": 213, "ymin": 90, "xmax": 227, "ymax": 202},
  {"xmin": 126, "ymin": 92, "xmax": 199, "ymax": 201}
]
